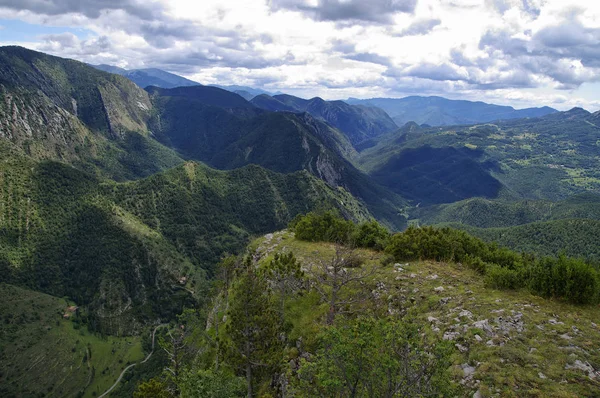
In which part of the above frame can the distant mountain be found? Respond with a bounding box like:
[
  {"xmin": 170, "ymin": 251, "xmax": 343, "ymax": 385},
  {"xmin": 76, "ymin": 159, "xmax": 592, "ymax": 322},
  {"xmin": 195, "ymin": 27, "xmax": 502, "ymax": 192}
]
[
  {"xmin": 148, "ymin": 86, "xmax": 407, "ymax": 228},
  {"xmin": 92, "ymin": 64, "xmax": 200, "ymax": 89},
  {"xmin": 358, "ymin": 107, "xmax": 600, "ymax": 205},
  {"xmin": 211, "ymin": 84, "xmax": 272, "ymax": 98},
  {"xmin": 146, "ymin": 85, "xmax": 255, "ymax": 110},
  {"xmin": 251, "ymin": 94, "xmax": 398, "ymax": 146},
  {"xmin": 347, "ymin": 96, "xmax": 557, "ymax": 126},
  {"xmin": 250, "ymin": 94, "xmax": 296, "ymax": 112}
]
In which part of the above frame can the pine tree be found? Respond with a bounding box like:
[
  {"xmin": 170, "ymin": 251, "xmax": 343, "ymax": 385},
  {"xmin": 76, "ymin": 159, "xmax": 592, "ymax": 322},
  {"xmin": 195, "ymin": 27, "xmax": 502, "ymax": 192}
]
[{"xmin": 223, "ymin": 255, "xmax": 284, "ymax": 397}]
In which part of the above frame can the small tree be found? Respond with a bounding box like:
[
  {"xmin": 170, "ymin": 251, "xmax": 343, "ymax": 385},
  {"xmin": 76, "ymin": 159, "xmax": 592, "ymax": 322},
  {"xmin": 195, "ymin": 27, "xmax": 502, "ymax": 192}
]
[
  {"xmin": 296, "ymin": 317, "xmax": 455, "ymax": 397},
  {"xmin": 260, "ymin": 252, "xmax": 305, "ymax": 320},
  {"xmin": 223, "ymin": 255, "xmax": 285, "ymax": 397},
  {"xmin": 311, "ymin": 245, "xmax": 378, "ymax": 325}
]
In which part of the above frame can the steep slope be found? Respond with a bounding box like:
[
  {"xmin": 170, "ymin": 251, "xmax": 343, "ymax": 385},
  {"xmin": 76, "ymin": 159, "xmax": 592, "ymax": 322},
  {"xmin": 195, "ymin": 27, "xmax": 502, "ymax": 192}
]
[
  {"xmin": 92, "ymin": 64, "xmax": 200, "ymax": 89},
  {"xmin": 0, "ymin": 283, "xmax": 147, "ymax": 398},
  {"xmin": 348, "ymin": 96, "xmax": 557, "ymax": 126},
  {"xmin": 370, "ymin": 145, "xmax": 503, "ymax": 205},
  {"xmin": 359, "ymin": 108, "xmax": 600, "ymax": 204},
  {"xmin": 0, "ymin": 46, "xmax": 183, "ymax": 180},
  {"xmin": 147, "ymin": 86, "xmax": 407, "ymax": 228},
  {"xmin": 0, "ymin": 147, "xmax": 369, "ymax": 334},
  {"xmin": 253, "ymin": 94, "xmax": 398, "ymax": 145},
  {"xmin": 0, "ymin": 150, "xmax": 198, "ymax": 335}
]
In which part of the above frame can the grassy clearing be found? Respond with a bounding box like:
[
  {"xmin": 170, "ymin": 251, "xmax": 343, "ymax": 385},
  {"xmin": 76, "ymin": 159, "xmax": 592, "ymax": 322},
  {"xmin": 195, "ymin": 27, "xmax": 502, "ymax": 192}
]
[
  {"xmin": 0, "ymin": 283, "xmax": 144, "ymax": 398},
  {"xmin": 252, "ymin": 231, "xmax": 600, "ymax": 397}
]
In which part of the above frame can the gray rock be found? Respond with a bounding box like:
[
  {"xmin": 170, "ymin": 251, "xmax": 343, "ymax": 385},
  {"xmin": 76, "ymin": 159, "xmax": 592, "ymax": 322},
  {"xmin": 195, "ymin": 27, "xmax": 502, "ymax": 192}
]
[
  {"xmin": 473, "ymin": 390, "xmax": 482, "ymax": 398},
  {"xmin": 473, "ymin": 319, "xmax": 495, "ymax": 336},
  {"xmin": 443, "ymin": 332, "xmax": 460, "ymax": 341},
  {"xmin": 565, "ymin": 360, "xmax": 599, "ymax": 379},
  {"xmin": 538, "ymin": 372, "xmax": 547, "ymax": 379},
  {"xmin": 456, "ymin": 343, "xmax": 469, "ymax": 353},
  {"xmin": 474, "ymin": 335, "xmax": 483, "ymax": 342},
  {"xmin": 462, "ymin": 363, "xmax": 476, "ymax": 377},
  {"xmin": 434, "ymin": 286, "xmax": 445, "ymax": 292}
]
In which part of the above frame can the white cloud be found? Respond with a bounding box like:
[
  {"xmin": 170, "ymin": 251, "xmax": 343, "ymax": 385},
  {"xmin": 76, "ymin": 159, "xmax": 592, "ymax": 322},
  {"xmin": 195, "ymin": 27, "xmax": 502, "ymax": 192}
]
[{"xmin": 0, "ymin": 0, "xmax": 599, "ymax": 110}]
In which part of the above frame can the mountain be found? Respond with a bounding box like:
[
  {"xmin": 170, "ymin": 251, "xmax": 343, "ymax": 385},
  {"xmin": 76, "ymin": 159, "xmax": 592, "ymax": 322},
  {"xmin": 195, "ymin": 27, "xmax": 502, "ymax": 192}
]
[
  {"xmin": 147, "ymin": 85, "xmax": 407, "ymax": 228},
  {"xmin": 92, "ymin": 64, "xmax": 200, "ymax": 89},
  {"xmin": 211, "ymin": 84, "xmax": 272, "ymax": 98},
  {"xmin": 0, "ymin": 46, "xmax": 183, "ymax": 180},
  {"xmin": 358, "ymin": 108, "xmax": 600, "ymax": 205},
  {"xmin": 347, "ymin": 96, "xmax": 557, "ymax": 126},
  {"xmin": 412, "ymin": 193, "xmax": 600, "ymax": 229},
  {"xmin": 250, "ymin": 93, "xmax": 296, "ymax": 112},
  {"xmin": 252, "ymin": 94, "xmax": 398, "ymax": 146}
]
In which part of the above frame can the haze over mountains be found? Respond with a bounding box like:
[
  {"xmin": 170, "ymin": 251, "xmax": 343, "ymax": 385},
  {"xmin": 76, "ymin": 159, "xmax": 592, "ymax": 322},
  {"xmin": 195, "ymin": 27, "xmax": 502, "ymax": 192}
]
[
  {"xmin": 2, "ymin": 45, "xmax": 600, "ymax": 397},
  {"xmin": 91, "ymin": 63, "xmax": 562, "ymax": 130},
  {"xmin": 348, "ymin": 96, "xmax": 558, "ymax": 126}
]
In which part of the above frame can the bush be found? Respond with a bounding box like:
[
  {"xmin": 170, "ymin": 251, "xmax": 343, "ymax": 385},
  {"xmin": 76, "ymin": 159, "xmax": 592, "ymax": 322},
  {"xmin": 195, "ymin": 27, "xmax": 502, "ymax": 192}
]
[
  {"xmin": 485, "ymin": 265, "xmax": 525, "ymax": 290},
  {"xmin": 351, "ymin": 221, "xmax": 390, "ymax": 250},
  {"xmin": 529, "ymin": 256, "xmax": 599, "ymax": 304},
  {"xmin": 292, "ymin": 211, "xmax": 355, "ymax": 244}
]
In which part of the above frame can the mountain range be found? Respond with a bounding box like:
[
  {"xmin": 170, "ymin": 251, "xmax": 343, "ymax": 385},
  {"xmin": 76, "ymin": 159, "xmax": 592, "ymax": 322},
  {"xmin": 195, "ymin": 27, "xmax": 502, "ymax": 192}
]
[
  {"xmin": 348, "ymin": 96, "xmax": 558, "ymax": 126},
  {"xmin": 2, "ymin": 45, "xmax": 600, "ymax": 397}
]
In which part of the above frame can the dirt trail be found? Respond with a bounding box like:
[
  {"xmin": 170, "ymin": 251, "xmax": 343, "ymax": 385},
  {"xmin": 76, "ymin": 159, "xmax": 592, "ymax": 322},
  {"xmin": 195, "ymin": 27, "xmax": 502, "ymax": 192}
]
[{"xmin": 98, "ymin": 324, "xmax": 167, "ymax": 398}]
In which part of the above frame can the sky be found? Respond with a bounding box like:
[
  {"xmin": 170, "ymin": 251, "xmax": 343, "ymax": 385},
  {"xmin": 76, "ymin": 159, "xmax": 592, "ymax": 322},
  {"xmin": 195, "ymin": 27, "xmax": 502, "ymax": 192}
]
[{"xmin": 0, "ymin": 0, "xmax": 599, "ymax": 111}]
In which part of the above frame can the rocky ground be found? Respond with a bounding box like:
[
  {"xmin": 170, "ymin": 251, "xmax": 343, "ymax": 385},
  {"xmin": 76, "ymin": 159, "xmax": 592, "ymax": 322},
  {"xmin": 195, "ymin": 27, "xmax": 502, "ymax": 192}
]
[{"xmin": 251, "ymin": 231, "xmax": 600, "ymax": 397}]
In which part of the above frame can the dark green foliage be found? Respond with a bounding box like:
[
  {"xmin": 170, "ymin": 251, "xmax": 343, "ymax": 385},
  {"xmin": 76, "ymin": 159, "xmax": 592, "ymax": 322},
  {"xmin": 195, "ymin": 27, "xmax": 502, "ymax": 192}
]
[
  {"xmin": 178, "ymin": 368, "xmax": 246, "ymax": 398},
  {"xmin": 110, "ymin": 163, "xmax": 368, "ymax": 270},
  {"xmin": 352, "ymin": 220, "xmax": 390, "ymax": 250},
  {"xmin": 293, "ymin": 211, "xmax": 356, "ymax": 244},
  {"xmin": 360, "ymin": 107, "xmax": 600, "ymax": 204},
  {"xmin": 292, "ymin": 211, "xmax": 392, "ymax": 250},
  {"xmin": 148, "ymin": 87, "xmax": 407, "ymax": 229},
  {"xmin": 447, "ymin": 219, "xmax": 600, "ymax": 262},
  {"xmin": 414, "ymin": 194, "xmax": 600, "ymax": 229},
  {"xmin": 484, "ymin": 265, "xmax": 526, "ymax": 290},
  {"xmin": 529, "ymin": 256, "xmax": 599, "ymax": 305},
  {"xmin": 222, "ymin": 256, "xmax": 285, "ymax": 397},
  {"xmin": 296, "ymin": 317, "xmax": 455, "ymax": 397},
  {"xmin": 371, "ymin": 146, "xmax": 502, "ymax": 205}
]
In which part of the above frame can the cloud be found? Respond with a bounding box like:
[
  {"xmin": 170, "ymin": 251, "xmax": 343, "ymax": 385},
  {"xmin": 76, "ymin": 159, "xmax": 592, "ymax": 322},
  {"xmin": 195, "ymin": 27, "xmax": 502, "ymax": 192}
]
[
  {"xmin": 395, "ymin": 18, "xmax": 441, "ymax": 36},
  {"xmin": 1, "ymin": 0, "xmax": 599, "ymax": 111},
  {"xmin": 0, "ymin": 0, "xmax": 161, "ymax": 19},
  {"xmin": 269, "ymin": 0, "xmax": 417, "ymax": 24},
  {"xmin": 0, "ymin": 25, "xmax": 4, "ymax": 30}
]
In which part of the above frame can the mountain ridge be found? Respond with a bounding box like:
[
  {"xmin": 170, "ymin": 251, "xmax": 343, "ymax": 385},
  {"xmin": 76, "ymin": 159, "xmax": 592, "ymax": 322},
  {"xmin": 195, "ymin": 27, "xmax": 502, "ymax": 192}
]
[{"xmin": 347, "ymin": 95, "xmax": 558, "ymax": 126}]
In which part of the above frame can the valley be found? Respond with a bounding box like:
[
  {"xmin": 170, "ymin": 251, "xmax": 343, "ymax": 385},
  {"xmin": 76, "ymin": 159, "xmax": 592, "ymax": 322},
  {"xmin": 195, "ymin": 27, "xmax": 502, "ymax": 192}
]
[{"xmin": 0, "ymin": 45, "xmax": 599, "ymax": 397}]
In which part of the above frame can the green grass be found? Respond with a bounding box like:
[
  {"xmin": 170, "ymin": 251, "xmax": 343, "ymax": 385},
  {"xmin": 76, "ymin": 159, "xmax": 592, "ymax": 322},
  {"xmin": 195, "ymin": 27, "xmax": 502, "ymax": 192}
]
[
  {"xmin": 0, "ymin": 283, "xmax": 144, "ymax": 398},
  {"xmin": 248, "ymin": 232, "xmax": 600, "ymax": 397}
]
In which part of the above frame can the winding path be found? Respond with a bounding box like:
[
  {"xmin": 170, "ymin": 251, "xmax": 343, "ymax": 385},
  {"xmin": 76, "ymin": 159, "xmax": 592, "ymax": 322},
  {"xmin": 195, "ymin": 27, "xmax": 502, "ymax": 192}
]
[{"xmin": 98, "ymin": 324, "xmax": 168, "ymax": 398}]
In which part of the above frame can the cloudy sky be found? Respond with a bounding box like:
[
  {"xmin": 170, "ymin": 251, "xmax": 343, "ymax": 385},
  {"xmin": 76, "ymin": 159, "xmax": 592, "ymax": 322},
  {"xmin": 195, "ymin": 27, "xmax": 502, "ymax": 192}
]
[{"xmin": 0, "ymin": 0, "xmax": 599, "ymax": 110}]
